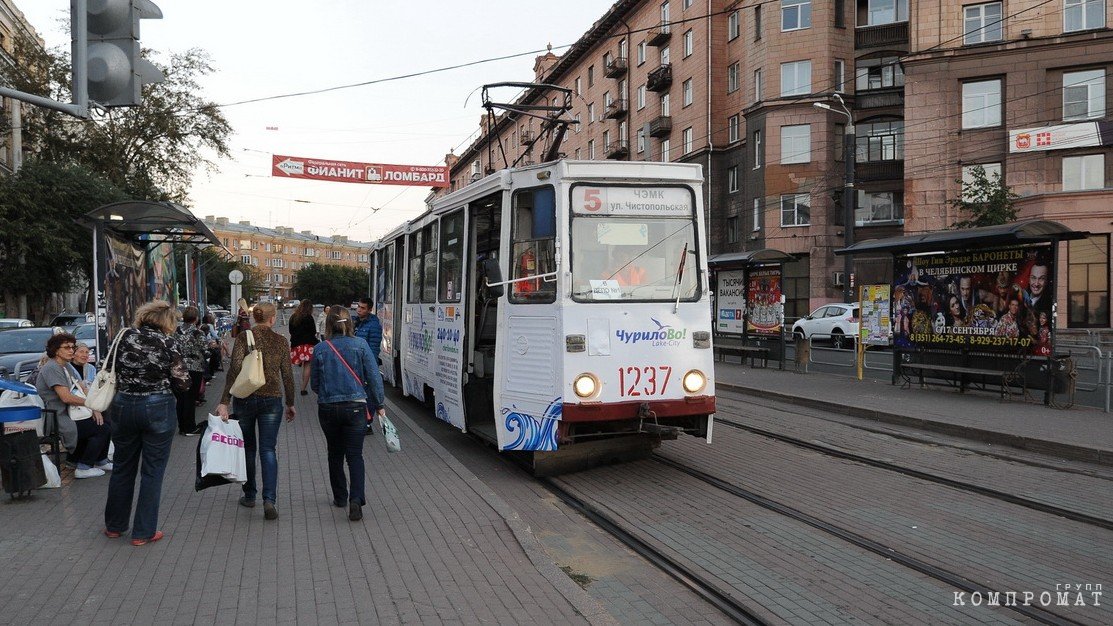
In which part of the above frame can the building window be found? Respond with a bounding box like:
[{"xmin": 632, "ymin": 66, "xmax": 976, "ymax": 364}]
[
  {"xmin": 660, "ymin": 45, "xmax": 670, "ymax": 65},
  {"xmin": 855, "ymin": 191, "xmax": 904, "ymax": 225},
  {"xmin": 637, "ymin": 85, "xmax": 646, "ymax": 110},
  {"xmin": 727, "ymin": 216, "xmax": 740, "ymax": 244},
  {"xmin": 780, "ymin": 194, "xmax": 810, "ymax": 226},
  {"xmin": 683, "ymin": 127, "xmax": 694, "ymax": 154},
  {"xmin": 835, "ymin": 0, "xmax": 846, "ymax": 27},
  {"xmin": 781, "ymin": 124, "xmax": 811, "ymax": 163},
  {"xmin": 661, "ymin": 93, "xmax": 671, "ymax": 116},
  {"xmin": 241, "ymin": 255, "xmax": 251, "ymax": 265},
  {"xmin": 782, "ymin": 0, "xmax": 812, "ymax": 31},
  {"xmin": 1068, "ymin": 234, "xmax": 1109, "ymax": 328},
  {"xmin": 964, "ymin": 2, "xmax": 1003, "ymax": 44},
  {"xmin": 728, "ymin": 165, "xmax": 740, "ymax": 192},
  {"xmin": 728, "ymin": 10, "xmax": 740, "ymax": 39},
  {"xmin": 661, "ymin": 138, "xmax": 671, "ymax": 161},
  {"xmin": 728, "ymin": 114, "xmax": 740, "ymax": 143},
  {"xmin": 683, "ymin": 0, "xmax": 693, "ymax": 9},
  {"xmin": 834, "ymin": 59, "xmax": 846, "ymax": 92},
  {"xmin": 1063, "ymin": 154, "xmax": 1105, "ymax": 190},
  {"xmin": 603, "ymin": 129, "xmax": 612, "ymax": 150},
  {"xmin": 588, "ymin": 140, "xmax": 595, "ymax": 159},
  {"xmin": 637, "ymin": 41, "xmax": 646, "ymax": 65},
  {"xmin": 961, "ymin": 163, "xmax": 1002, "ymax": 200},
  {"xmin": 866, "ymin": 0, "xmax": 908, "ymax": 25},
  {"xmin": 754, "ymin": 68, "xmax": 763, "ymax": 102},
  {"xmin": 961, "ymin": 79, "xmax": 1002, "ymax": 128},
  {"xmin": 753, "ymin": 198, "xmax": 762, "ymax": 231},
  {"xmin": 856, "ymin": 56, "xmax": 904, "ymax": 91},
  {"xmin": 637, "ymin": 128, "xmax": 646, "ymax": 153},
  {"xmin": 604, "ymin": 91, "xmax": 613, "ymax": 109},
  {"xmin": 588, "ymin": 65, "xmax": 594, "ymax": 87},
  {"xmin": 1065, "ymin": 0, "xmax": 1105, "ymax": 32},
  {"xmin": 683, "ymin": 78, "xmax": 693, "ymax": 106},
  {"xmin": 753, "ymin": 130, "xmax": 763, "ymax": 168},
  {"xmin": 780, "ymin": 60, "xmax": 812, "ymax": 96},
  {"xmin": 1063, "ymin": 69, "xmax": 1106, "ymax": 120},
  {"xmin": 755, "ymin": 5, "xmax": 762, "ymax": 40},
  {"xmin": 573, "ymin": 114, "xmax": 581, "ymax": 133},
  {"xmin": 575, "ymin": 77, "xmax": 581, "ymax": 95},
  {"xmin": 727, "ymin": 62, "xmax": 740, "ymax": 93},
  {"xmin": 856, "ymin": 120, "xmax": 904, "ymax": 162},
  {"xmin": 683, "ymin": 29, "xmax": 694, "ymax": 57},
  {"xmin": 588, "ymin": 102, "xmax": 595, "ymax": 123},
  {"xmin": 471, "ymin": 160, "xmax": 481, "ymax": 177},
  {"xmin": 661, "ymin": 0, "xmax": 670, "ymax": 26}
]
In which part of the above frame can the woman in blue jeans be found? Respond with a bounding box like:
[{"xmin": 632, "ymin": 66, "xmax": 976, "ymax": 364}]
[
  {"xmin": 217, "ymin": 302, "xmax": 296, "ymax": 520},
  {"xmin": 311, "ymin": 307, "xmax": 384, "ymax": 521},
  {"xmin": 104, "ymin": 301, "xmax": 191, "ymax": 546}
]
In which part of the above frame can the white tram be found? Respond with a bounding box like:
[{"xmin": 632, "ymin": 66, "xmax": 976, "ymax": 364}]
[{"xmin": 371, "ymin": 160, "xmax": 715, "ymax": 473}]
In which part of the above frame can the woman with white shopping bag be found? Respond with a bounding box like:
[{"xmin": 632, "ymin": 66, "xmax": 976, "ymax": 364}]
[
  {"xmin": 35, "ymin": 333, "xmax": 110, "ymax": 479},
  {"xmin": 311, "ymin": 308, "xmax": 383, "ymax": 522},
  {"xmin": 216, "ymin": 302, "xmax": 296, "ymax": 521}
]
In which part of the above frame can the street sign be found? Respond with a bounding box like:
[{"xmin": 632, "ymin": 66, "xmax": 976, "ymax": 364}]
[
  {"xmin": 228, "ymin": 269, "xmax": 243, "ymax": 285},
  {"xmin": 270, "ymin": 154, "xmax": 449, "ymax": 187}
]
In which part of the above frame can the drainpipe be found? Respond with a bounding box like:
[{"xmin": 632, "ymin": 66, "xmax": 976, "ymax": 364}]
[
  {"xmin": 618, "ymin": 17, "xmax": 633, "ymax": 160},
  {"xmin": 705, "ymin": 0, "xmax": 715, "ymax": 251}
]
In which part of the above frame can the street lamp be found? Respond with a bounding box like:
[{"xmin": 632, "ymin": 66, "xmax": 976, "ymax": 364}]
[{"xmin": 814, "ymin": 94, "xmax": 855, "ymax": 303}]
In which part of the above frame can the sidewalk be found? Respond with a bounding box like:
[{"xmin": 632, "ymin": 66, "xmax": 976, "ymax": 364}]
[
  {"xmin": 713, "ymin": 362, "xmax": 1113, "ymax": 466},
  {"xmin": 0, "ymin": 375, "xmax": 613, "ymax": 624}
]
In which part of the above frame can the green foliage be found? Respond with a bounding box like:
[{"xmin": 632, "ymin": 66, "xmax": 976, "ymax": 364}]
[
  {"xmin": 185, "ymin": 248, "xmax": 265, "ymax": 308},
  {"xmin": 294, "ymin": 264, "xmax": 370, "ymax": 306},
  {"xmin": 951, "ymin": 166, "xmax": 1020, "ymax": 229}
]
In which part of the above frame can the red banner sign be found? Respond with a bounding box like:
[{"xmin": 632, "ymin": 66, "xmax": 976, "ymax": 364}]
[{"xmin": 271, "ymin": 154, "xmax": 449, "ymax": 188}]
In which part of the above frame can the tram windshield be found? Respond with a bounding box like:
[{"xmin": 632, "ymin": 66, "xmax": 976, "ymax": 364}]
[{"xmin": 570, "ymin": 185, "xmax": 699, "ymax": 302}]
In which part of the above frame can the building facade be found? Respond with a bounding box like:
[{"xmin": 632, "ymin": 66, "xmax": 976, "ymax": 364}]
[
  {"xmin": 0, "ymin": 0, "xmax": 43, "ymax": 174},
  {"xmin": 203, "ymin": 216, "xmax": 372, "ymax": 302}
]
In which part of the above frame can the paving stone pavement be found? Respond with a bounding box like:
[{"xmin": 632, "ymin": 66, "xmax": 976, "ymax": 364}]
[{"xmin": 0, "ymin": 372, "xmax": 612, "ymax": 625}]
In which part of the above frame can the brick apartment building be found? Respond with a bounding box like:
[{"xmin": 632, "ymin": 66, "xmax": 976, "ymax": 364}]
[
  {"xmin": 0, "ymin": 0, "xmax": 42, "ymax": 174},
  {"xmin": 439, "ymin": 0, "xmax": 1111, "ymax": 329},
  {"xmin": 203, "ymin": 216, "xmax": 372, "ymax": 302}
]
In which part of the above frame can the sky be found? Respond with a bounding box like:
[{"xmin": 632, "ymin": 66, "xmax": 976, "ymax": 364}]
[{"xmin": 17, "ymin": 0, "xmax": 614, "ymax": 243}]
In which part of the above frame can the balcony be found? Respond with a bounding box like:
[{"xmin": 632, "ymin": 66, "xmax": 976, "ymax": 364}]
[
  {"xmin": 605, "ymin": 140, "xmax": 630, "ymax": 159},
  {"xmin": 519, "ymin": 129, "xmax": 534, "ymax": 144},
  {"xmin": 604, "ymin": 56, "xmax": 628, "ymax": 78},
  {"xmin": 856, "ymin": 89, "xmax": 904, "ymax": 110},
  {"xmin": 855, "ymin": 21, "xmax": 909, "ymax": 49},
  {"xmin": 604, "ymin": 98, "xmax": 628, "ymax": 119},
  {"xmin": 647, "ymin": 64, "xmax": 672, "ymax": 92},
  {"xmin": 856, "ymin": 160, "xmax": 904, "ymax": 182},
  {"xmin": 647, "ymin": 23, "xmax": 671, "ymax": 46},
  {"xmin": 649, "ymin": 115, "xmax": 672, "ymax": 137}
]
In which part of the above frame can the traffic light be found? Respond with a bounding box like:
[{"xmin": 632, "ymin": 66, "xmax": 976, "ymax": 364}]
[{"xmin": 79, "ymin": 0, "xmax": 165, "ymax": 107}]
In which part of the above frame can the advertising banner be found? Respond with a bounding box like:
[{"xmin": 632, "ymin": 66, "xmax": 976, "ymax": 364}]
[
  {"xmin": 893, "ymin": 246, "xmax": 1053, "ymax": 356},
  {"xmin": 272, "ymin": 154, "xmax": 449, "ymax": 187},
  {"xmin": 745, "ymin": 267, "xmax": 783, "ymax": 336},
  {"xmin": 715, "ymin": 270, "xmax": 746, "ymax": 334},
  {"xmin": 859, "ymin": 285, "xmax": 891, "ymax": 347}
]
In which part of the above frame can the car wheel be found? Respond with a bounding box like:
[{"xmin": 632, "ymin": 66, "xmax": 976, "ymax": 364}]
[{"xmin": 831, "ymin": 329, "xmax": 845, "ymax": 350}]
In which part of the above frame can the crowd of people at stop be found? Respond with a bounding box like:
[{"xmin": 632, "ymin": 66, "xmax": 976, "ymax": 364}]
[{"xmin": 26, "ymin": 296, "xmax": 384, "ymax": 545}]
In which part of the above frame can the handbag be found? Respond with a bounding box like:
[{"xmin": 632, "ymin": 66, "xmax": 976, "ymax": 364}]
[
  {"xmin": 229, "ymin": 330, "xmax": 266, "ymax": 399},
  {"xmin": 323, "ymin": 340, "xmax": 374, "ymax": 424},
  {"xmin": 65, "ymin": 367, "xmax": 94, "ymax": 421},
  {"xmin": 85, "ymin": 329, "xmax": 127, "ymax": 412}
]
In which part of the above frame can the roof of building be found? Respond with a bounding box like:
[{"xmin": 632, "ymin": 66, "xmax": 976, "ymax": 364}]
[{"xmin": 204, "ymin": 218, "xmax": 373, "ymax": 249}]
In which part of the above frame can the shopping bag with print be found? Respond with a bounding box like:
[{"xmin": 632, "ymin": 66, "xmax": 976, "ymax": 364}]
[
  {"xmin": 380, "ymin": 412, "xmax": 401, "ymax": 453},
  {"xmin": 195, "ymin": 414, "xmax": 247, "ymax": 491}
]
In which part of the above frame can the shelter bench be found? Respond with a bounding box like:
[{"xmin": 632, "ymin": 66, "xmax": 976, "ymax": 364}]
[
  {"xmin": 898, "ymin": 351, "xmax": 1029, "ymax": 399},
  {"xmin": 715, "ymin": 343, "xmax": 769, "ymax": 368}
]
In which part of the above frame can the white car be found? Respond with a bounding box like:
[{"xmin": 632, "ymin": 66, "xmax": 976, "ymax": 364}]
[{"xmin": 792, "ymin": 303, "xmax": 860, "ymax": 350}]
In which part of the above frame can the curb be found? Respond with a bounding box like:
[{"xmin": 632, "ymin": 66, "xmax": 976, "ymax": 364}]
[
  {"xmin": 717, "ymin": 381, "xmax": 1113, "ymax": 467},
  {"xmin": 384, "ymin": 399, "xmax": 618, "ymax": 626}
]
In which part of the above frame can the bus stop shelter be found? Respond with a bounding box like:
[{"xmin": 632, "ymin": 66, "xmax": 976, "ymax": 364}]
[{"xmin": 708, "ymin": 249, "xmax": 795, "ymax": 370}]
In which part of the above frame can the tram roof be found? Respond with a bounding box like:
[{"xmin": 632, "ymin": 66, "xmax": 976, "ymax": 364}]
[{"xmin": 834, "ymin": 219, "xmax": 1087, "ymax": 256}]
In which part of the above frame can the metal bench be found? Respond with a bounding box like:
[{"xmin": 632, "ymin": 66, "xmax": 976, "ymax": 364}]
[
  {"xmin": 899, "ymin": 358, "xmax": 1028, "ymax": 399},
  {"xmin": 715, "ymin": 344, "xmax": 770, "ymax": 368}
]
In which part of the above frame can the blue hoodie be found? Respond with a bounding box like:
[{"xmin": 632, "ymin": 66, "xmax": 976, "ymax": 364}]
[{"xmin": 310, "ymin": 336, "xmax": 384, "ymax": 407}]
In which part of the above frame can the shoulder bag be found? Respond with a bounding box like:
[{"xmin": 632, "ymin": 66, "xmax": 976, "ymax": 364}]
[
  {"xmin": 324, "ymin": 341, "xmax": 398, "ymax": 452},
  {"xmin": 229, "ymin": 330, "xmax": 266, "ymax": 399},
  {"xmin": 85, "ymin": 329, "xmax": 127, "ymax": 412},
  {"xmin": 65, "ymin": 366, "xmax": 94, "ymax": 421},
  {"xmin": 323, "ymin": 340, "xmax": 374, "ymax": 424}
]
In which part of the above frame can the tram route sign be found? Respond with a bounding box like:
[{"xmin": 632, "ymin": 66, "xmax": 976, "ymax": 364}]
[{"xmin": 271, "ymin": 154, "xmax": 449, "ymax": 188}]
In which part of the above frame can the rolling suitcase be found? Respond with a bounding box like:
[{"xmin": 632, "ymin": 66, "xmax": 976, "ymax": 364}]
[{"xmin": 0, "ymin": 430, "xmax": 46, "ymax": 498}]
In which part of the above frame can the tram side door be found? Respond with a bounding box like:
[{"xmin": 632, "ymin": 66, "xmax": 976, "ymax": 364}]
[
  {"xmin": 430, "ymin": 210, "xmax": 467, "ymax": 429},
  {"xmin": 373, "ymin": 241, "xmax": 401, "ymax": 387},
  {"xmin": 401, "ymin": 222, "xmax": 437, "ymax": 401},
  {"xmin": 462, "ymin": 192, "xmax": 502, "ymax": 440}
]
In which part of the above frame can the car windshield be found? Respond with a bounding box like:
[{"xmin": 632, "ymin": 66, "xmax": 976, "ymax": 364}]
[
  {"xmin": 74, "ymin": 324, "xmax": 97, "ymax": 340},
  {"xmin": 0, "ymin": 329, "xmax": 53, "ymax": 354}
]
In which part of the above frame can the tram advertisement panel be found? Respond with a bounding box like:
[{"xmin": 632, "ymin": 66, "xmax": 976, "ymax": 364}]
[
  {"xmin": 434, "ymin": 304, "xmax": 465, "ymax": 429},
  {"xmin": 745, "ymin": 267, "xmax": 783, "ymax": 336},
  {"xmin": 716, "ymin": 270, "xmax": 746, "ymax": 334},
  {"xmin": 893, "ymin": 245, "xmax": 1053, "ymax": 356}
]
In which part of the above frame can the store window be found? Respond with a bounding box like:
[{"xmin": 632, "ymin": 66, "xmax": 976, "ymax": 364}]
[{"xmin": 1068, "ymin": 234, "xmax": 1110, "ymax": 327}]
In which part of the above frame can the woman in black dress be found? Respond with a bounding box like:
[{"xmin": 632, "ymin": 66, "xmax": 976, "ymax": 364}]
[{"xmin": 288, "ymin": 299, "xmax": 318, "ymax": 395}]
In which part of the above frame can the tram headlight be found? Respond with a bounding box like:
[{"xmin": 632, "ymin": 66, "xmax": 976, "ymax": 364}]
[
  {"xmin": 682, "ymin": 369, "xmax": 707, "ymax": 394},
  {"xmin": 573, "ymin": 373, "xmax": 599, "ymax": 398}
]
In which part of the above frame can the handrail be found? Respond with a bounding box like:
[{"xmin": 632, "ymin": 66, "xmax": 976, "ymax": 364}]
[{"xmin": 486, "ymin": 271, "xmax": 558, "ymax": 289}]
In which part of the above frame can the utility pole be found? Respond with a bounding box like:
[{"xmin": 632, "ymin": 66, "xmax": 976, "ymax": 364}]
[{"xmin": 814, "ymin": 94, "xmax": 855, "ymax": 303}]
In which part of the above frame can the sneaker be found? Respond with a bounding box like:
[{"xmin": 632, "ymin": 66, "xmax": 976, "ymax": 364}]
[
  {"xmin": 183, "ymin": 428, "xmax": 200, "ymax": 437},
  {"xmin": 348, "ymin": 502, "xmax": 362, "ymax": 522},
  {"xmin": 333, "ymin": 498, "xmax": 346, "ymax": 508},
  {"xmin": 75, "ymin": 467, "xmax": 106, "ymax": 479},
  {"xmin": 94, "ymin": 461, "xmax": 113, "ymax": 472},
  {"xmin": 191, "ymin": 425, "xmax": 207, "ymax": 435},
  {"xmin": 263, "ymin": 501, "xmax": 278, "ymax": 520},
  {"xmin": 238, "ymin": 496, "xmax": 255, "ymax": 508}
]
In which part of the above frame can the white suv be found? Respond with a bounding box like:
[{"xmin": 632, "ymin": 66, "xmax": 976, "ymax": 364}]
[{"xmin": 792, "ymin": 303, "xmax": 860, "ymax": 350}]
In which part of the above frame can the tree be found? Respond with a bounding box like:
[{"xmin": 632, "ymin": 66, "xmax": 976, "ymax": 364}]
[
  {"xmin": 1, "ymin": 34, "xmax": 231, "ymax": 201},
  {"xmin": 180, "ymin": 247, "xmax": 265, "ymax": 308},
  {"xmin": 951, "ymin": 166, "xmax": 1020, "ymax": 229},
  {"xmin": 294, "ymin": 264, "xmax": 370, "ymax": 306}
]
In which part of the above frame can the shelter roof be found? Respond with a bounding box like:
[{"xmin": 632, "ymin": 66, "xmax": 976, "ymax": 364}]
[
  {"xmin": 835, "ymin": 220, "xmax": 1087, "ymax": 256},
  {"xmin": 708, "ymin": 249, "xmax": 795, "ymax": 268},
  {"xmin": 78, "ymin": 201, "xmax": 222, "ymax": 248}
]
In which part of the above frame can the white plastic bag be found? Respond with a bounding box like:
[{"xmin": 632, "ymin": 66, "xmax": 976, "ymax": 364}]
[
  {"xmin": 40, "ymin": 454, "xmax": 61, "ymax": 489},
  {"xmin": 380, "ymin": 413, "xmax": 401, "ymax": 453},
  {"xmin": 199, "ymin": 414, "xmax": 247, "ymax": 483},
  {"xmin": 0, "ymin": 387, "xmax": 45, "ymax": 436},
  {"xmin": 107, "ymin": 441, "xmax": 114, "ymax": 462}
]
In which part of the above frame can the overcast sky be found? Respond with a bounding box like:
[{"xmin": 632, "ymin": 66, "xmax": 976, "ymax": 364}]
[{"xmin": 18, "ymin": 0, "xmax": 613, "ymax": 242}]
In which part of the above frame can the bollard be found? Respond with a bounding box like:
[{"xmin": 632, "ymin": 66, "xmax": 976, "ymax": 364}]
[{"xmin": 794, "ymin": 334, "xmax": 809, "ymax": 373}]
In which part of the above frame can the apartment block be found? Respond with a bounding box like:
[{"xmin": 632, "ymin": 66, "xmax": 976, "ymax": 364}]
[{"xmin": 0, "ymin": 0, "xmax": 42, "ymax": 174}]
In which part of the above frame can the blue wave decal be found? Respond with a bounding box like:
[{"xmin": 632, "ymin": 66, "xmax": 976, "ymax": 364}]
[
  {"xmin": 435, "ymin": 402, "xmax": 450, "ymax": 423},
  {"xmin": 502, "ymin": 397, "xmax": 562, "ymax": 451}
]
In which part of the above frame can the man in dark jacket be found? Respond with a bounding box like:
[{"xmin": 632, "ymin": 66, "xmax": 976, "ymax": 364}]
[{"xmin": 354, "ymin": 298, "xmax": 383, "ymax": 434}]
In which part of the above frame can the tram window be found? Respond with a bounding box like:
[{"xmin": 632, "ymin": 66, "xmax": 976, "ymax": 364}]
[
  {"xmin": 439, "ymin": 211, "xmax": 464, "ymax": 302},
  {"xmin": 421, "ymin": 222, "xmax": 438, "ymax": 303},
  {"xmin": 510, "ymin": 186, "xmax": 557, "ymax": 304},
  {"xmin": 407, "ymin": 231, "xmax": 423, "ymax": 303},
  {"xmin": 375, "ymin": 246, "xmax": 394, "ymax": 305}
]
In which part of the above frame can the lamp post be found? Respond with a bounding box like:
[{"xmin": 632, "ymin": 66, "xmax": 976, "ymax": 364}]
[{"xmin": 814, "ymin": 94, "xmax": 855, "ymax": 303}]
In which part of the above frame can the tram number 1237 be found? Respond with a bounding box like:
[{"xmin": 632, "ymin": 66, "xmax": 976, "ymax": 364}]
[{"xmin": 618, "ymin": 366, "xmax": 673, "ymax": 397}]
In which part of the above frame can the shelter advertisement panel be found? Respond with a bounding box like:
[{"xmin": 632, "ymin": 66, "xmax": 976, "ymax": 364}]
[
  {"xmin": 745, "ymin": 267, "xmax": 783, "ymax": 336},
  {"xmin": 859, "ymin": 285, "xmax": 891, "ymax": 346},
  {"xmin": 715, "ymin": 270, "xmax": 746, "ymax": 334},
  {"xmin": 893, "ymin": 245, "xmax": 1053, "ymax": 356},
  {"xmin": 101, "ymin": 234, "xmax": 147, "ymax": 341}
]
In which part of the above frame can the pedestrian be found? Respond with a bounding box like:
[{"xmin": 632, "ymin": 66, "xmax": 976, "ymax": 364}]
[
  {"xmin": 353, "ymin": 297, "xmax": 384, "ymax": 434},
  {"xmin": 288, "ymin": 299, "xmax": 318, "ymax": 396},
  {"xmin": 35, "ymin": 333, "xmax": 110, "ymax": 479},
  {"xmin": 216, "ymin": 301, "xmax": 296, "ymax": 520},
  {"xmin": 104, "ymin": 300, "xmax": 190, "ymax": 546},
  {"xmin": 201, "ymin": 313, "xmax": 223, "ymax": 378},
  {"xmin": 312, "ymin": 307, "xmax": 384, "ymax": 521},
  {"xmin": 173, "ymin": 306, "xmax": 208, "ymax": 436},
  {"xmin": 69, "ymin": 342, "xmax": 112, "ymax": 472},
  {"xmin": 231, "ymin": 298, "xmax": 251, "ymax": 339}
]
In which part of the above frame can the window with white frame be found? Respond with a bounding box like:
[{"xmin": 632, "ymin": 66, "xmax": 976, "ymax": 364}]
[
  {"xmin": 588, "ymin": 139, "xmax": 596, "ymax": 159},
  {"xmin": 661, "ymin": 0, "xmax": 670, "ymax": 27},
  {"xmin": 588, "ymin": 102, "xmax": 595, "ymax": 123},
  {"xmin": 264, "ymin": 242, "xmax": 271, "ymax": 252},
  {"xmin": 471, "ymin": 160, "xmax": 481, "ymax": 177},
  {"xmin": 683, "ymin": 78, "xmax": 693, "ymax": 106},
  {"xmin": 683, "ymin": 127, "xmax": 694, "ymax": 154},
  {"xmin": 661, "ymin": 138, "xmax": 671, "ymax": 161},
  {"xmin": 728, "ymin": 10, "xmax": 740, "ymax": 39},
  {"xmin": 856, "ymin": 120, "xmax": 904, "ymax": 162},
  {"xmin": 661, "ymin": 45, "xmax": 670, "ymax": 65},
  {"xmin": 753, "ymin": 198, "xmax": 762, "ymax": 230},
  {"xmin": 637, "ymin": 128, "xmax": 646, "ymax": 153},
  {"xmin": 241, "ymin": 254, "xmax": 251, "ymax": 265},
  {"xmin": 575, "ymin": 77, "xmax": 581, "ymax": 95},
  {"xmin": 781, "ymin": 125, "xmax": 811, "ymax": 163},
  {"xmin": 961, "ymin": 163, "xmax": 1002, "ymax": 200},
  {"xmin": 637, "ymin": 41, "xmax": 646, "ymax": 65},
  {"xmin": 780, "ymin": 194, "xmax": 810, "ymax": 226},
  {"xmin": 1063, "ymin": 69, "xmax": 1106, "ymax": 120},
  {"xmin": 727, "ymin": 62, "xmax": 740, "ymax": 92},
  {"xmin": 834, "ymin": 59, "xmax": 846, "ymax": 92},
  {"xmin": 637, "ymin": 85, "xmax": 646, "ymax": 110},
  {"xmin": 1065, "ymin": 0, "xmax": 1105, "ymax": 32},
  {"xmin": 684, "ymin": 29, "xmax": 694, "ymax": 57},
  {"xmin": 856, "ymin": 56, "xmax": 904, "ymax": 90},
  {"xmin": 855, "ymin": 191, "xmax": 903, "ymax": 225},
  {"xmin": 574, "ymin": 114, "xmax": 581, "ymax": 133},
  {"xmin": 728, "ymin": 114, "xmax": 740, "ymax": 143},
  {"xmin": 753, "ymin": 130, "xmax": 763, "ymax": 168},
  {"xmin": 1063, "ymin": 154, "xmax": 1105, "ymax": 190},
  {"xmin": 661, "ymin": 92, "xmax": 671, "ymax": 116},
  {"xmin": 683, "ymin": 0, "xmax": 692, "ymax": 9},
  {"xmin": 964, "ymin": 2, "xmax": 1003, "ymax": 44},
  {"xmin": 754, "ymin": 68, "xmax": 763, "ymax": 102},
  {"xmin": 961, "ymin": 79, "xmax": 1002, "ymax": 128},
  {"xmin": 782, "ymin": 0, "xmax": 812, "ymax": 31},
  {"xmin": 603, "ymin": 130, "xmax": 612, "ymax": 150},
  {"xmin": 780, "ymin": 60, "xmax": 812, "ymax": 96},
  {"xmin": 728, "ymin": 165, "xmax": 739, "ymax": 192},
  {"xmin": 866, "ymin": 0, "xmax": 908, "ymax": 25}
]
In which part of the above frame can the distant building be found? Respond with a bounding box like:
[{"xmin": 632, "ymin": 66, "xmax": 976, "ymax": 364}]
[
  {"xmin": 203, "ymin": 216, "xmax": 372, "ymax": 302},
  {"xmin": 0, "ymin": 0, "xmax": 44, "ymax": 174}
]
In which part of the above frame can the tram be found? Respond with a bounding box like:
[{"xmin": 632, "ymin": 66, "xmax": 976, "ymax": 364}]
[{"xmin": 370, "ymin": 159, "xmax": 715, "ymax": 474}]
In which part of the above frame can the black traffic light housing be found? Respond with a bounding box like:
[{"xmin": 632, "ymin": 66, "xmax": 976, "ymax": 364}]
[{"xmin": 77, "ymin": 0, "xmax": 164, "ymax": 107}]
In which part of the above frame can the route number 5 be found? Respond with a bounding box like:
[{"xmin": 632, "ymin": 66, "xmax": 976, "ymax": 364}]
[{"xmin": 583, "ymin": 188, "xmax": 602, "ymax": 212}]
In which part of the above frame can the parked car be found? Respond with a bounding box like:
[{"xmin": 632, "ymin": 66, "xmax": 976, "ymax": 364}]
[
  {"xmin": 48, "ymin": 312, "xmax": 94, "ymax": 329},
  {"xmin": 0, "ymin": 318, "xmax": 34, "ymax": 328},
  {"xmin": 791, "ymin": 303, "xmax": 860, "ymax": 350},
  {"xmin": 284, "ymin": 299, "xmax": 300, "ymax": 309},
  {"xmin": 0, "ymin": 326, "xmax": 57, "ymax": 380}
]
